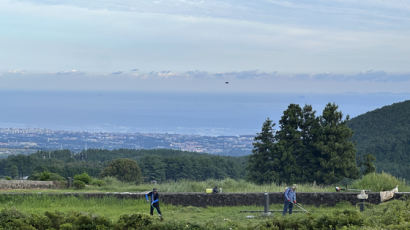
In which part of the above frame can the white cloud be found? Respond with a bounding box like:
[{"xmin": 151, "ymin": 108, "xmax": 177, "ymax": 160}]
[{"xmin": 1, "ymin": 0, "xmax": 410, "ymax": 73}]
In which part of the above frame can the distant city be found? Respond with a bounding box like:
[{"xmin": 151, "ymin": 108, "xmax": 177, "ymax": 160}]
[{"xmin": 0, "ymin": 128, "xmax": 254, "ymax": 157}]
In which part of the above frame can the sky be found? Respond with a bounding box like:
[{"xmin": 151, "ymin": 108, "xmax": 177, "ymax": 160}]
[
  {"xmin": 1, "ymin": 0, "xmax": 410, "ymax": 134},
  {"xmin": 1, "ymin": 0, "xmax": 410, "ymax": 75}
]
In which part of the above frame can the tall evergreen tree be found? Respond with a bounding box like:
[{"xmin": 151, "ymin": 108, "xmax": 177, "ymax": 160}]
[
  {"xmin": 315, "ymin": 103, "xmax": 359, "ymax": 184},
  {"xmin": 299, "ymin": 105, "xmax": 321, "ymax": 182},
  {"xmin": 275, "ymin": 104, "xmax": 303, "ymax": 184},
  {"xmin": 246, "ymin": 118, "xmax": 278, "ymax": 184},
  {"xmin": 362, "ymin": 154, "xmax": 376, "ymax": 175}
]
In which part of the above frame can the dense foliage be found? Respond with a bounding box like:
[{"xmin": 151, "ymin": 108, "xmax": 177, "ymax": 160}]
[
  {"xmin": 248, "ymin": 103, "xmax": 359, "ymax": 185},
  {"xmin": 347, "ymin": 100, "xmax": 410, "ymax": 181},
  {"xmin": 0, "ymin": 149, "xmax": 246, "ymax": 182},
  {"xmin": 101, "ymin": 158, "xmax": 142, "ymax": 183}
]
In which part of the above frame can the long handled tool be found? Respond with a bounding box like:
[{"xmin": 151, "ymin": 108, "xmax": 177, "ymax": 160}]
[{"xmin": 295, "ymin": 203, "xmax": 310, "ymax": 214}]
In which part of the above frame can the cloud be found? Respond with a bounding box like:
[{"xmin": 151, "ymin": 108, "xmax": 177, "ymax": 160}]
[
  {"xmin": 1, "ymin": 70, "xmax": 409, "ymax": 94},
  {"xmin": 2, "ymin": 0, "xmax": 410, "ymax": 73}
]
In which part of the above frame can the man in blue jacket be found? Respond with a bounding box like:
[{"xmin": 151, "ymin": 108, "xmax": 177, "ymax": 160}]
[
  {"xmin": 146, "ymin": 188, "xmax": 163, "ymax": 220},
  {"xmin": 283, "ymin": 184, "xmax": 297, "ymax": 215}
]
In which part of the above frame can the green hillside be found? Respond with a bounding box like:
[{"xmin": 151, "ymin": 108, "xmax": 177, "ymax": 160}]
[{"xmin": 348, "ymin": 100, "xmax": 410, "ymax": 181}]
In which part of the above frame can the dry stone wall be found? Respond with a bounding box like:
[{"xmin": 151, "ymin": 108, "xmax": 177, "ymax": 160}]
[
  {"xmin": 1, "ymin": 192, "xmax": 408, "ymax": 207},
  {"xmin": 0, "ymin": 180, "xmax": 58, "ymax": 189}
]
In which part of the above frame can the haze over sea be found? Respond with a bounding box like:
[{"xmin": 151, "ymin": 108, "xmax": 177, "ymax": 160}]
[{"xmin": 1, "ymin": 90, "xmax": 408, "ymax": 136}]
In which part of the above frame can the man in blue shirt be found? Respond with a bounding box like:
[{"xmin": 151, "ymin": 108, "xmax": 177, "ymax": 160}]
[
  {"xmin": 283, "ymin": 184, "xmax": 297, "ymax": 215},
  {"xmin": 146, "ymin": 188, "xmax": 163, "ymax": 220}
]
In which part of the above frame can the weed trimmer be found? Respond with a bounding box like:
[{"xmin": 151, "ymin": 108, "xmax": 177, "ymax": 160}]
[{"xmin": 295, "ymin": 203, "xmax": 310, "ymax": 214}]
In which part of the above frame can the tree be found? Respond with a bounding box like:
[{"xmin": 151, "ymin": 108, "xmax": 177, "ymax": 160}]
[
  {"xmin": 9, "ymin": 165, "xmax": 19, "ymax": 179},
  {"xmin": 139, "ymin": 156, "xmax": 166, "ymax": 182},
  {"xmin": 362, "ymin": 154, "xmax": 376, "ymax": 175},
  {"xmin": 101, "ymin": 158, "xmax": 142, "ymax": 184},
  {"xmin": 314, "ymin": 103, "xmax": 359, "ymax": 184},
  {"xmin": 275, "ymin": 104, "xmax": 304, "ymax": 184},
  {"xmin": 246, "ymin": 118, "xmax": 278, "ymax": 184},
  {"xmin": 299, "ymin": 105, "xmax": 321, "ymax": 183}
]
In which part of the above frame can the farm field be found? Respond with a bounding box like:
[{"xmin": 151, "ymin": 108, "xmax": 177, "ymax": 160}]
[{"xmin": 0, "ymin": 194, "xmax": 409, "ymax": 229}]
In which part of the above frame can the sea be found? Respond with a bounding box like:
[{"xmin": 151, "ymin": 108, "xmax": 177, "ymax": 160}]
[{"xmin": 0, "ymin": 90, "xmax": 408, "ymax": 136}]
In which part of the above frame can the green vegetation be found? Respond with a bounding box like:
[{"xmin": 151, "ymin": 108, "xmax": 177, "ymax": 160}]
[
  {"xmin": 0, "ymin": 195, "xmax": 408, "ymax": 229},
  {"xmin": 351, "ymin": 172, "xmax": 409, "ymax": 192},
  {"xmin": 101, "ymin": 158, "xmax": 142, "ymax": 183},
  {"xmin": 3, "ymin": 173, "xmax": 408, "ymax": 193},
  {"xmin": 248, "ymin": 103, "xmax": 359, "ymax": 185},
  {"xmin": 0, "ymin": 149, "xmax": 246, "ymax": 183},
  {"xmin": 28, "ymin": 171, "xmax": 65, "ymax": 182},
  {"xmin": 348, "ymin": 100, "xmax": 410, "ymax": 181}
]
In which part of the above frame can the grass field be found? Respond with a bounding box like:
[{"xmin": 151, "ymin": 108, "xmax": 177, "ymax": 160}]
[
  {"xmin": 0, "ymin": 194, "xmax": 358, "ymax": 228},
  {"xmin": 0, "ymin": 194, "xmax": 408, "ymax": 229}
]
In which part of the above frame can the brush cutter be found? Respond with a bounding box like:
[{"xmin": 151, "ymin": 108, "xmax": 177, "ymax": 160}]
[{"xmin": 295, "ymin": 203, "xmax": 310, "ymax": 214}]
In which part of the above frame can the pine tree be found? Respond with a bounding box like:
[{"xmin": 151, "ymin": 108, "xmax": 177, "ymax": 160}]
[
  {"xmin": 315, "ymin": 103, "xmax": 359, "ymax": 184},
  {"xmin": 363, "ymin": 154, "xmax": 376, "ymax": 175},
  {"xmin": 275, "ymin": 104, "xmax": 303, "ymax": 184},
  {"xmin": 246, "ymin": 118, "xmax": 278, "ymax": 184},
  {"xmin": 299, "ymin": 105, "xmax": 321, "ymax": 182}
]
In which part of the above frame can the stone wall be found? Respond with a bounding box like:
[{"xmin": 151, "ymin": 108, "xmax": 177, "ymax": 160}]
[
  {"xmin": 159, "ymin": 192, "xmax": 410, "ymax": 207},
  {"xmin": 0, "ymin": 180, "xmax": 60, "ymax": 189},
  {"xmin": 2, "ymin": 192, "xmax": 408, "ymax": 207}
]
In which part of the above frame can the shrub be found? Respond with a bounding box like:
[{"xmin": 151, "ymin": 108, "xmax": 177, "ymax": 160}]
[
  {"xmin": 45, "ymin": 211, "xmax": 66, "ymax": 229},
  {"xmin": 91, "ymin": 179, "xmax": 106, "ymax": 187},
  {"xmin": 351, "ymin": 172, "xmax": 407, "ymax": 192},
  {"xmin": 72, "ymin": 212, "xmax": 112, "ymax": 229},
  {"xmin": 74, "ymin": 172, "xmax": 92, "ymax": 184},
  {"xmin": 28, "ymin": 213, "xmax": 52, "ymax": 229},
  {"xmin": 73, "ymin": 179, "xmax": 86, "ymax": 189},
  {"xmin": 29, "ymin": 171, "xmax": 65, "ymax": 181},
  {"xmin": 263, "ymin": 209, "xmax": 363, "ymax": 230},
  {"xmin": 115, "ymin": 213, "xmax": 153, "ymax": 229},
  {"xmin": 0, "ymin": 208, "xmax": 35, "ymax": 229},
  {"xmin": 5, "ymin": 176, "xmax": 11, "ymax": 180}
]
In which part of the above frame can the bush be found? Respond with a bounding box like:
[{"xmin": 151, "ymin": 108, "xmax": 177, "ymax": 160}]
[
  {"xmin": 44, "ymin": 211, "xmax": 112, "ymax": 229},
  {"xmin": 73, "ymin": 179, "xmax": 86, "ymax": 189},
  {"xmin": 263, "ymin": 209, "xmax": 363, "ymax": 230},
  {"xmin": 115, "ymin": 214, "xmax": 153, "ymax": 229},
  {"xmin": 351, "ymin": 172, "xmax": 407, "ymax": 192},
  {"xmin": 0, "ymin": 209, "xmax": 35, "ymax": 229},
  {"xmin": 74, "ymin": 172, "xmax": 92, "ymax": 184},
  {"xmin": 29, "ymin": 171, "xmax": 65, "ymax": 181},
  {"xmin": 90, "ymin": 179, "xmax": 106, "ymax": 187}
]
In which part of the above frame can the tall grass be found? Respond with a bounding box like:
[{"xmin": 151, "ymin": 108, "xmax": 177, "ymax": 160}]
[
  {"xmin": 144, "ymin": 178, "xmax": 333, "ymax": 193},
  {"xmin": 350, "ymin": 172, "xmax": 410, "ymax": 192},
  {"xmin": 2, "ymin": 173, "xmax": 408, "ymax": 194}
]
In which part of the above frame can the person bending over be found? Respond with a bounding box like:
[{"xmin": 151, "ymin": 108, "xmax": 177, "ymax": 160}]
[{"xmin": 146, "ymin": 188, "xmax": 163, "ymax": 220}]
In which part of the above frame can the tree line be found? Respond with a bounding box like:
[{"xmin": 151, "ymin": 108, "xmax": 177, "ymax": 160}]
[{"xmin": 0, "ymin": 149, "xmax": 247, "ymax": 183}]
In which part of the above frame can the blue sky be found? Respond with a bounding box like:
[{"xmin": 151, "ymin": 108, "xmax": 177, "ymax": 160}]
[{"xmin": 1, "ymin": 0, "xmax": 410, "ymax": 93}]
